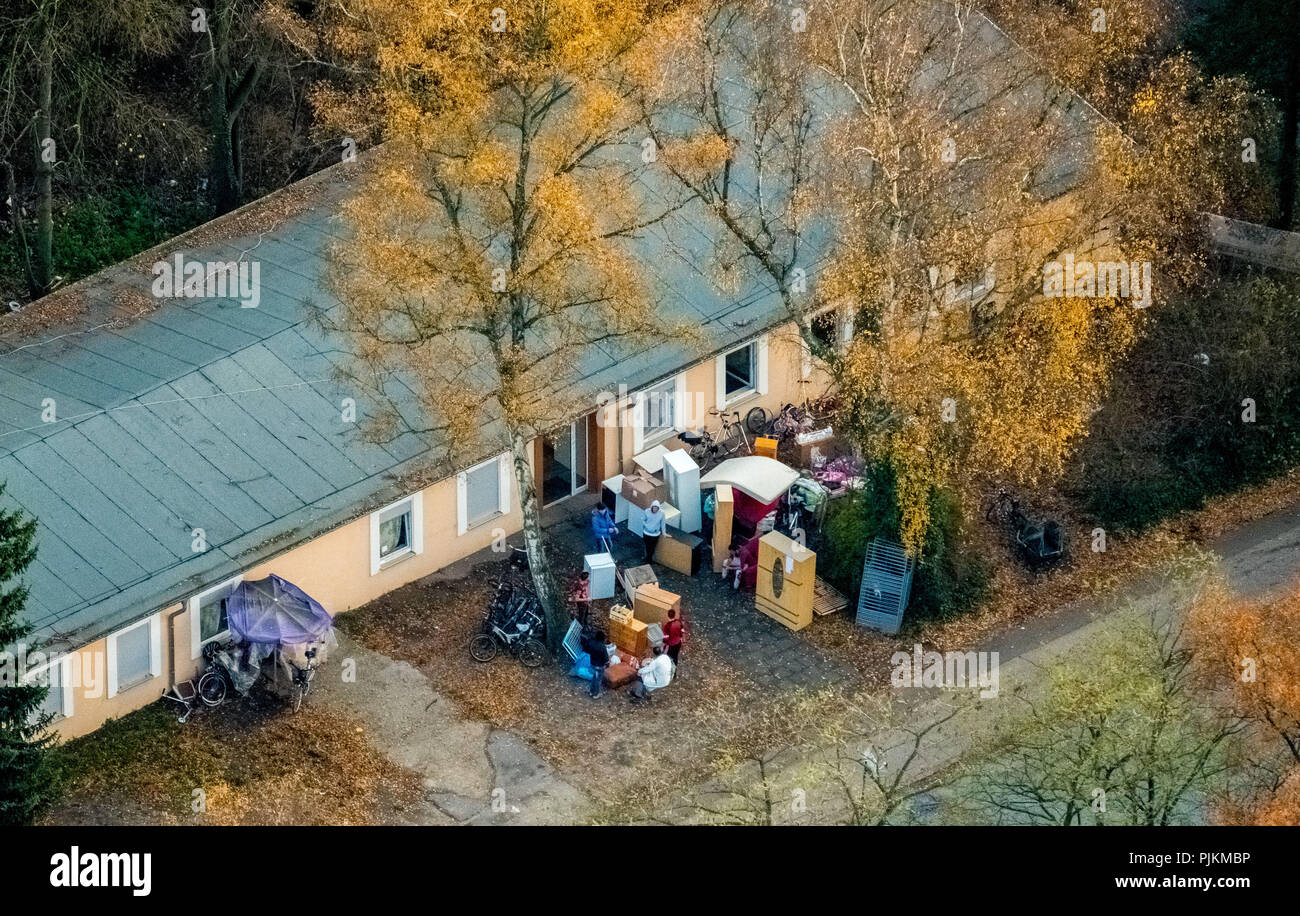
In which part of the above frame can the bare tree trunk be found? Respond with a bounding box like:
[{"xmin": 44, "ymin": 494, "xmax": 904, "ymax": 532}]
[
  {"xmin": 2, "ymin": 161, "xmax": 38, "ymax": 299},
  {"xmin": 32, "ymin": 40, "xmax": 53, "ymax": 296},
  {"xmin": 206, "ymin": 0, "xmax": 261, "ymax": 215},
  {"xmin": 510, "ymin": 429, "xmax": 564, "ymax": 649}
]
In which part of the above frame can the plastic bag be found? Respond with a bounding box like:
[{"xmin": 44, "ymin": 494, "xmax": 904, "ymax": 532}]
[{"xmin": 568, "ymin": 652, "xmax": 595, "ymax": 681}]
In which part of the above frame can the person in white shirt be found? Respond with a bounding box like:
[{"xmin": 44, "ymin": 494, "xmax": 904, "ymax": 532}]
[
  {"xmin": 629, "ymin": 645, "xmax": 674, "ymax": 702},
  {"xmin": 641, "ymin": 499, "xmax": 665, "ymax": 563}
]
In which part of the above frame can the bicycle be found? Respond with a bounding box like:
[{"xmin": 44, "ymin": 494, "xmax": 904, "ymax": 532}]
[
  {"xmin": 681, "ymin": 408, "xmax": 752, "ymax": 467},
  {"xmin": 469, "ymin": 600, "xmax": 549, "ymax": 667},
  {"xmin": 288, "ymin": 647, "xmax": 318, "ymax": 713},
  {"xmin": 197, "ymin": 640, "xmax": 235, "ymax": 708}
]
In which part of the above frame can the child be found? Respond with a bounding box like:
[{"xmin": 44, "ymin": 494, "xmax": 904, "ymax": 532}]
[
  {"xmin": 569, "ymin": 571, "xmax": 591, "ymax": 625},
  {"xmin": 721, "ymin": 547, "xmax": 743, "ymax": 590}
]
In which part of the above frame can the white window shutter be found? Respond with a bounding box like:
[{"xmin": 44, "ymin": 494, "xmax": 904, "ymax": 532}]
[
  {"xmin": 369, "ymin": 510, "xmax": 382, "ymax": 574},
  {"xmin": 673, "ymin": 374, "xmax": 688, "ymax": 431},
  {"xmin": 498, "ymin": 454, "xmax": 511, "ymax": 514},
  {"xmin": 190, "ymin": 596, "xmax": 202, "ymax": 659},
  {"xmin": 715, "ymin": 354, "xmax": 726, "ymax": 408},
  {"xmin": 149, "ymin": 615, "xmax": 162, "ymax": 678},
  {"xmin": 456, "ymin": 472, "xmax": 469, "ymax": 536},
  {"xmin": 410, "ymin": 492, "xmax": 425, "ymax": 555},
  {"xmin": 106, "ymin": 634, "xmax": 119, "ymax": 698},
  {"xmin": 631, "ymin": 392, "xmax": 646, "ymax": 453},
  {"xmin": 757, "ymin": 336, "xmax": 770, "ymax": 395},
  {"xmin": 61, "ymin": 656, "xmax": 74, "ymax": 717}
]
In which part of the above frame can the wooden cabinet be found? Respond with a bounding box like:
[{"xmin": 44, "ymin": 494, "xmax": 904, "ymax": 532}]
[{"xmin": 754, "ymin": 531, "xmax": 816, "ymax": 631}]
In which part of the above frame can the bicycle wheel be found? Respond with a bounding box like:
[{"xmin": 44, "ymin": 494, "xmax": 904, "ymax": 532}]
[
  {"xmin": 197, "ymin": 671, "xmax": 227, "ymax": 707},
  {"xmin": 469, "ymin": 633, "xmax": 499, "ymax": 663},
  {"xmin": 518, "ymin": 638, "xmax": 549, "ymax": 668},
  {"xmin": 745, "ymin": 406, "xmax": 768, "ymax": 435}
]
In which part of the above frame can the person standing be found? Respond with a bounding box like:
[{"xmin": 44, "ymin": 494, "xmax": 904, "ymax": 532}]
[
  {"xmin": 642, "ymin": 499, "xmax": 665, "ymax": 563},
  {"xmin": 569, "ymin": 571, "xmax": 591, "ymax": 626},
  {"xmin": 591, "ymin": 503, "xmax": 618, "ymax": 552},
  {"xmin": 663, "ymin": 606, "xmax": 684, "ymax": 668},
  {"xmin": 580, "ymin": 628, "xmax": 610, "ymax": 698}
]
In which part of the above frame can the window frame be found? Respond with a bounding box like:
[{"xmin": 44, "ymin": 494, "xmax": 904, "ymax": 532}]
[
  {"xmin": 22, "ymin": 653, "xmax": 73, "ymax": 722},
  {"xmin": 716, "ymin": 336, "xmax": 769, "ymax": 408},
  {"xmin": 457, "ymin": 454, "xmax": 511, "ymax": 536},
  {"xmin": 632, "ymin": 374, "xmax": 685, "ymax": 453},
  {"xmin": 370, "ymin": 492, "xmax": 424, "ymax": 575},
  {"xmin": 188, "ymin": 573, "xmax": 243, "ymax": 659},
  {"xmin": 106, "ymin": 614, "xmax": 162, "ymax": 698}
]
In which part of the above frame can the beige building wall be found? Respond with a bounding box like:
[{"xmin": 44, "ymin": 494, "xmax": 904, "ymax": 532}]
[{"xmin": 43, "ymin": 321, "xmax": 831, "ymax": 741}]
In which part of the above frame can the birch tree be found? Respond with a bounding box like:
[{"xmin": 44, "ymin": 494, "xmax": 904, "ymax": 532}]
[
  {"xmin": 645, "ymin": 0, "xmax": 1264, "ymax": 551},
  {"xmin": 318, "ymin": 0, "xmax": 694, "ymax": 644}
]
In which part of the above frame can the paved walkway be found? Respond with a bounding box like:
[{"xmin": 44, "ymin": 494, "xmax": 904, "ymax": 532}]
[
  {"xmin": 313, "ymin": 633, "xmax": 590, "ymax": 825},
  {"xmin": 658, "ymin": 499, "xmax": 1300, "ymax": 824}
]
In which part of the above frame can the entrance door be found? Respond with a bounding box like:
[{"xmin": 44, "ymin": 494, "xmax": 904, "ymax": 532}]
[{"xmin": 542, "ymin": 417, "xmax": 588, "ymax": 506}]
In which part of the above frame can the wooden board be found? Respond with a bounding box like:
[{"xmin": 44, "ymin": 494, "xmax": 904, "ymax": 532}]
[{"xmin": 812, "ymin": 577, "xmax": 849, "ymax": 616}]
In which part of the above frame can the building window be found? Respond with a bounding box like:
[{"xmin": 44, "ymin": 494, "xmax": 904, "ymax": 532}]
[
  {"xmin": 370, "ymin": 492, "xmax": 424, "ymax": 575},
  {"xmin": 457, "ymin": 454, "xmax": 511, "ymax": 535},
  {"xmin": 811, "ymin": 310, "xmax": 838, "ymax": 350},
  {"xmin": 107, "ymin": 615, "xmax": 161, "ymax": 698},
  {"xmin": 23, "ymin": 656, "xmax": 71, "ymax": 723},
  {"xmin": 717, "ymin": 337, "xmax": 767, "ymax": 406},
  {"xmin": 189, "ymin": 575, "xmax": 242, "ymax": 659},
  {"xmin": 643, "ymin": 377, "xmax": 677, "ymax": 441},
  {"xmin": 725, "ymin": 343, "xmax": 756, "ymax": 398}
]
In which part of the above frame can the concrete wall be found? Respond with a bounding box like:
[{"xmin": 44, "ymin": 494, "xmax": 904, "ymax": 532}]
[{"xmin": 41, "ymin": 320, "xmax": 831, "ymax": 740}]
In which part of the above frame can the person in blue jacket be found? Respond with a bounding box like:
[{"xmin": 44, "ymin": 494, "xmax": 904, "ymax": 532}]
[{"xmin": 592, "ymin": 503, "xmax": 618, "ymax": 550}]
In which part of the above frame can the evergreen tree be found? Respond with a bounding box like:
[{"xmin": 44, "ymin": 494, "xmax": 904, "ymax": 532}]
[{"xmin": 0, "ymin": 482, "xmax": 51, "ymax": 826}]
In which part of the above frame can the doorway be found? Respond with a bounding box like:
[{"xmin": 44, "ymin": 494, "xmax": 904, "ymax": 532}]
[{"xmin": 542, "ymin": 417, "xmax": 588, "ymax": 506}]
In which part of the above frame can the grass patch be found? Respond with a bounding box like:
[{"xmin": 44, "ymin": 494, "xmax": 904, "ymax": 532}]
[{"xmin": 42, "ymin": 696, "xmax": 422, "ymax": 826}]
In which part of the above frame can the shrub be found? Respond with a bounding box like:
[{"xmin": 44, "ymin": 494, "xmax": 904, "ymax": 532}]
[{"xmin": 814, "ymin": 464, "xmax": 990, "ymax": 626}]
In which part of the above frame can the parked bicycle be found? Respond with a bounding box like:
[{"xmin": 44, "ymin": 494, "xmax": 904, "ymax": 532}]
[
  {"xmin": 681, "ymin": 408, "xmax": 752, "ymax": 467},
  {"xmin": 288, "ymin": 647, "xmax": 318, "ymax": 713},
  {"xmin": 470, "ymin": 598, "xmax": 549, "ymax": 667},
  {"xmin": 197, "ymin": 639, "xmax": 235, "ymax": 708},
  {"xmin": 471, "ymin": 544, "xmax": 548, "ymax": 667}
]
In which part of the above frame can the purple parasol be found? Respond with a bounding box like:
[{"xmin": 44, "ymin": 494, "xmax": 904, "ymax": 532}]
[{"xmin": 225, "ymin": 574, "xmax": 333, "ymax": 646}]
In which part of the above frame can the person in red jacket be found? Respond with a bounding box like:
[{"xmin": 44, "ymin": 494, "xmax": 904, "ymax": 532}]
[{"xmin": 663, "ymin": 606, "xmax": 684, "ymax": 667}]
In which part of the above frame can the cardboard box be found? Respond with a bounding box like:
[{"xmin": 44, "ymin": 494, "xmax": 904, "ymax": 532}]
[
  {"xmin": 795, "ymin": 427, "xmax": 833, "ymax": 469},
  {"xmin": 711, "ymin": 484, "xmax": 735, "ymax": 572},
  {"xmin": 655, "ymin": 529, "xmax": 703, "ymax": 575},
  {"xmin": 754, "ymin": 436, "xmax": 778, "ymax": 459},
  {"xmin": 633, "ymin": 584, "xmax": 681, "ymax": 625},
  {"xmin": 609, "ymin": 617, "xmax": 649, "ymax": 658},
  {"xmin": 621, "ymin": 470, "xmax": 667, "ymax": 510},
  {"xmin": 621, "ymin": 564, "xmax": 658, "ymax": 603}
]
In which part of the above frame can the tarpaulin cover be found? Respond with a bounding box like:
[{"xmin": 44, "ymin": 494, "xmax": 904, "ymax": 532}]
[{"xmin": 226, "ymin": 575, "xmax": 333, "ymax": 647}]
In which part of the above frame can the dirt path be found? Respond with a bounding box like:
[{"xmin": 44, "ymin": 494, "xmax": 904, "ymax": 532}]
[
  {"xmin": 313, "ymin": 633, "xmax": 590, "ymax": 825},
  {"xmin": 654, "ymin": 499, "xmax": 1300, "ymax": 825}
]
